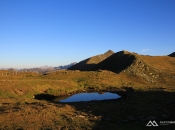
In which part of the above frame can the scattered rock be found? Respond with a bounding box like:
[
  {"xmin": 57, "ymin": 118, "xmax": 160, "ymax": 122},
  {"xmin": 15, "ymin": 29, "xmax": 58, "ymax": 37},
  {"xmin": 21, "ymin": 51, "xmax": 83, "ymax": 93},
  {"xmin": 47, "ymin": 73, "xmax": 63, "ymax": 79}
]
[
  {"xmin": 93, "ymin": 116, "xmax": 97, "ymax": 119},
  {"xmin": 78, "ymin": 115, "xmax": 85, "ymax": 118}
]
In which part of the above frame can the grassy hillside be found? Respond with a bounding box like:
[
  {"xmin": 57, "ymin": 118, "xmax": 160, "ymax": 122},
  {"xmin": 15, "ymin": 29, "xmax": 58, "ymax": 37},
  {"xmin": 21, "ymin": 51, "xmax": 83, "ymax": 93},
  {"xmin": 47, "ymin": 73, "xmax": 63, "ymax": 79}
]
[
  {"xmin": 1, "ymin": 50, "xmax": 175, "ymax": 101},
  {"xmin": 0, "ymin": 50, "xmax": 175, "ymax": 129},
  {"xmin": 68, "ymin": 50, "xmax": 114, "ymax": 70}
]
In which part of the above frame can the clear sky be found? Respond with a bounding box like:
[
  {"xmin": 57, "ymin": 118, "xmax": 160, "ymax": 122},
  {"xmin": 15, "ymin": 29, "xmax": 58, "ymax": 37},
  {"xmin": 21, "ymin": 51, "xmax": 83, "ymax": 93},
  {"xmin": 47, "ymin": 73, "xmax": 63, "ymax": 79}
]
[{"xmin": 0, "ymin": 0, "xmax": 175, "ymax": 69}]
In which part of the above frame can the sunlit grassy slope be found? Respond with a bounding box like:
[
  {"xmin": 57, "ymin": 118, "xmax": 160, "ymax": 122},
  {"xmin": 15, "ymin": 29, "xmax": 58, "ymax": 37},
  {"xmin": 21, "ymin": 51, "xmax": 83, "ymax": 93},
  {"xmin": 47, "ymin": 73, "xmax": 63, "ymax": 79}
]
[
  {"xmin": 0, "ymin": 50, "xmax": 175, "ymax": 102},
  {"xmin": 0, "ymin": 50, "xmax": 175, "ymax": 130}
]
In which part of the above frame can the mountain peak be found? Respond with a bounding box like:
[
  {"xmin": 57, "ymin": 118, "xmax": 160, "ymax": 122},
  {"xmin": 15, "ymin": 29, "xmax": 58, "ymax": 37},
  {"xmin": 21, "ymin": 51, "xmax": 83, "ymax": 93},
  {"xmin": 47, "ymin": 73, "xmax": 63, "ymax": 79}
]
[
  {"xmin": 121, "ymin": 50, "xmax": 132, "ymax": 54},
  {"xmin": 103, "ymin": 50, "xmax": 115, "ymax": 56},
  {"xmin": 104, "ymin": 50, "xmax": 114, "ymax": 54},
  {"xmin": 68, "ymin": 50, "xmax": 114, "ymax": 71}
]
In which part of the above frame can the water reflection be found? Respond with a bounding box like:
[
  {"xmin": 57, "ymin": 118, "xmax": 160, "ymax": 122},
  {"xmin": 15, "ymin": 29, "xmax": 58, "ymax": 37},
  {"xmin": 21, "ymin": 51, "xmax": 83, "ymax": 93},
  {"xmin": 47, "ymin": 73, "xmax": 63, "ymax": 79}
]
[{"xmin": 59, "ymin": 92, "xmax": 121, "ymax": 102}]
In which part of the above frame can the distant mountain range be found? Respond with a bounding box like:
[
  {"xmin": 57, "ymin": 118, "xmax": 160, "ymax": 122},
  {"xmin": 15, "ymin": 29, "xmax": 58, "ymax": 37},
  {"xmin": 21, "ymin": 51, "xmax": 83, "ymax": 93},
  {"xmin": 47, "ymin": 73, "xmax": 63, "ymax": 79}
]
[
  {"xmin": 54, "ymin": 62, "xmax": 76, "ymax": 70},
  {"xmin": 15, "ymin": 62, "xmax": 77, "ymax": 73},
  {"xmin": 2, "ymin": 50, "xmax": 175, "ymax": 87}
]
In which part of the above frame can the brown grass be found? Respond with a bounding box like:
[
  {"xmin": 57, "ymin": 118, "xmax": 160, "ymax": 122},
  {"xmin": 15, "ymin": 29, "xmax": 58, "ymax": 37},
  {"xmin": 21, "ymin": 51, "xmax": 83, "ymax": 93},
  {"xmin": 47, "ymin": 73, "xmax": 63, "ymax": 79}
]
[
  {"xmin": 140, "ymin": 55, "xmax": 175, "ymax": 73},
  {"xmin": 0, "ymin": 52, "xmax": 175, "ymax": 129}
]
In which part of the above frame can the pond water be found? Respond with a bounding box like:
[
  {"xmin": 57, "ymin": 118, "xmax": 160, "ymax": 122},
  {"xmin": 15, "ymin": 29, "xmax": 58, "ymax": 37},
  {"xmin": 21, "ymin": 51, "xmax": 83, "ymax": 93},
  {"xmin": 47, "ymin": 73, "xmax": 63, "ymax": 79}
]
[{"xmin": 59, "ymin": 92, "xmax": 121, "ymax": 102}]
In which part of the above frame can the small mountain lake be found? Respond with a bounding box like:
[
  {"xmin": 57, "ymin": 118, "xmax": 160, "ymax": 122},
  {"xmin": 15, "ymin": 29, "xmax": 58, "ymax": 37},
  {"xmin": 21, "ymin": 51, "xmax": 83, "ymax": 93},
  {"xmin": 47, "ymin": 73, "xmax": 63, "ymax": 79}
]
[{"xmin": 59, "ymin": 92, "xmax": 121, "ymax": 102}]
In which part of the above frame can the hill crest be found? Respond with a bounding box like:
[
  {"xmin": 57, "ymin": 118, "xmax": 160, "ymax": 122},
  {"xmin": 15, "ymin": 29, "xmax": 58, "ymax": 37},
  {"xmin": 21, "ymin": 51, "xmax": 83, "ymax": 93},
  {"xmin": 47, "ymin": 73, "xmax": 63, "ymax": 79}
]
[
  {"xmin": 68, "ymin": 50, "xmax": 114, "ymax": 70},
  {"xmin": 69, "ymin": 50, "xmax": 175, "ymax": 85}
]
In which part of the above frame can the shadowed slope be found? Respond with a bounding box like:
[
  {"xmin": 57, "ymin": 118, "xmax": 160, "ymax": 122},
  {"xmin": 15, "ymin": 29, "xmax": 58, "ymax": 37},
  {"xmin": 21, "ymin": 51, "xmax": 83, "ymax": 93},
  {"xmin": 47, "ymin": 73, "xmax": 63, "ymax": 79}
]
[
  {"xmin": 168, "ymin": 52, "xmax": 175, "ymax": 57},
  {"xmin": 68, "ymin": 50, "xmax": 114, "ymax": 71},
  {"xmin": 69, "ymin": 50, "xmax": 175, "ymax": 85},
  {"xmin": 92, "ymin": 50, "xmax": 136, "ymax": 73}
]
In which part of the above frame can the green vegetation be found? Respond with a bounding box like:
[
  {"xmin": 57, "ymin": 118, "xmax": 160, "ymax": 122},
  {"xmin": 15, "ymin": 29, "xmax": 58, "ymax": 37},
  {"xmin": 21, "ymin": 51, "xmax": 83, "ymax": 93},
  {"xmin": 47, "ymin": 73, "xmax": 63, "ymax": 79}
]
[{"xmin": 0, "ymin": 52, "xmax": 175, "ymax": 129}]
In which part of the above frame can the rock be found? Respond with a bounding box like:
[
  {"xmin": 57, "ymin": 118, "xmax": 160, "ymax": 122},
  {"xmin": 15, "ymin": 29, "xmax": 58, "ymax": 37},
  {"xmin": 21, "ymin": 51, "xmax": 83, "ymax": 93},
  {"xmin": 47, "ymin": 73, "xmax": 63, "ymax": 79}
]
[
  {"xmin": 78, "ymin": 115, "xmax": 85, "ymax": 118},
  {"xmin": 93, "ymin": 116, "xmax": 97, "ymax": 119}
]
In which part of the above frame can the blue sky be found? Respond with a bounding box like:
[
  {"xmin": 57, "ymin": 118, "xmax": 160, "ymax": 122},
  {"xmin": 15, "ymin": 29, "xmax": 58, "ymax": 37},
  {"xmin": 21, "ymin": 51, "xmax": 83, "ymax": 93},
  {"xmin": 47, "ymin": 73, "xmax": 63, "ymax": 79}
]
[{"xmin": 0, "ymin": 0, "xmax": 175, "ymax": 68}]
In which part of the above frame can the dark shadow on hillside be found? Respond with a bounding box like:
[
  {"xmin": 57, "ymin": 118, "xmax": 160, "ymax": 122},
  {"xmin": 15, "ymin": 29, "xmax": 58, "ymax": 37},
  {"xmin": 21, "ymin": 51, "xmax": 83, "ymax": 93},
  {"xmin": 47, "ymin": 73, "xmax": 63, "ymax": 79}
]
[
  {"xmin": 68, "ymin": 50, "xmax": 114, "ymax": 71},
  {"xmin": 91, "ymin": 51, "xmax": 136, "ymax": 74},
  {"xmin": 69, "ymin": 51, "xmax": 136, "ymax": 74},
  {"xmin": 68, "ymin": 58, "xmax": 97, "ymax": 71},
  {"xmin": 63, "ymin": 89, "xmax": 175, "ymax": 130},
  {"xmin": 168, "ymin": 52, "xmax": 175, "ymax": 57},
  {"xmin": 34, "ymin": 88, "xmax": 175, "ymax": 130},
  {"xmin": 34, "ymin": 93, "xmax": 56, "ymax": 101},
  {"xmin": 121, "ymin": 86, "xmax": 135, "ymax": 92}
]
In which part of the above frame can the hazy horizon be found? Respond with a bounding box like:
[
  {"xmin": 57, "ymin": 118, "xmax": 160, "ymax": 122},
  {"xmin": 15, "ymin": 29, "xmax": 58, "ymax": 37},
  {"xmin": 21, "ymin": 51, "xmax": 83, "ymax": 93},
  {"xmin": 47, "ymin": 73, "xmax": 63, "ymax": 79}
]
[{"xmin": 1, "ymin": 0, "xmax": 175, "ymax": 68}]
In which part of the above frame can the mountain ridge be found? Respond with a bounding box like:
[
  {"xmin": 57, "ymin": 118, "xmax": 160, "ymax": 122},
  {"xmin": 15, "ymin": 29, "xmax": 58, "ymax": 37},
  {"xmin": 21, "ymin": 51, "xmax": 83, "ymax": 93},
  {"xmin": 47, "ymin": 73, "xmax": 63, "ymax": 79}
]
[
  {"xmin": 68, "ymin": 50, "xmax": 175, "ymax": 85},
  {"xmin": 68, "ymin": 50, "xmax": 114, "ymax": 71}
]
